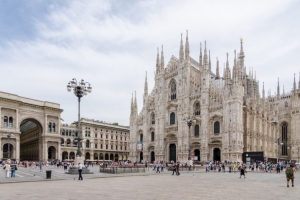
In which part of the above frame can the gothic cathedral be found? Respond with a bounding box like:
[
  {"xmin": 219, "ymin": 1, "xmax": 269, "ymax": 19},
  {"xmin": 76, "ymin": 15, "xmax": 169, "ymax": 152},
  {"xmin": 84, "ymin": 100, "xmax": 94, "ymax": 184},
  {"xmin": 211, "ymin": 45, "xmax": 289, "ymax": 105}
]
[{"xmin": 129, "ymin": 31, "xmax": 300, "ymax": 163}]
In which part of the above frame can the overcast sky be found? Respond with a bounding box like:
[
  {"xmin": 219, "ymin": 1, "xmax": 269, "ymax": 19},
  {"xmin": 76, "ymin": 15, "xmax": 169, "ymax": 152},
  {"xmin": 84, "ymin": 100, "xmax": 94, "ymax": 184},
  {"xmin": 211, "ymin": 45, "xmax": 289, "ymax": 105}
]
[{"xmin": 0, "ymin": 0, "xmax": 299, "ymax": 126}]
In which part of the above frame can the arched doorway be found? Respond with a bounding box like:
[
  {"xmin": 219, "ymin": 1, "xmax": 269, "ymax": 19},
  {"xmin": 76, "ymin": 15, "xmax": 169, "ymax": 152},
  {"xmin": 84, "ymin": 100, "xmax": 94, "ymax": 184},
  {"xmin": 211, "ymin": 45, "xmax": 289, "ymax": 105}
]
[
  {"xmin": 3, "ymin": 144, "xmax": 14, "ymax": 159},
  {"xmin": 150, "ymin": 152, "xmax": 155, "ymax": 163},
  {"xmin": 69, "ymin": 152, "xmax": 75, "ymax": 160},
  {"xmin": 105, "ymin": 153, "xmax": 109, "ymax": 160},
  {"xmin": 194, "ymin": 149, "xmax": 200, "ymax": 161},
  {"xmin": 94, "ymin": 153, "xmax": 98, "ymax": 160},
  {"xmin": 100, "ymin": 153, "xmax": 104, "ymax": 160},
  {"xmin": 20, "ymin": 119, "xmax": 43, "ymax": 161},
  {"xmin": 169, "ymin": 144, "xmax": 176, "ymax": 162},
  {"xmin": 48, "ymin": 146, "xmax": 56, "ymax": 160},
  {"xmin": 213, "ymin": 148, "xmax": 221, "ymax": 161},
  {"xmin": 139, "ymin": 152, "xmax": 143, "ymax": 162},
  {"xmin": 62, "ymin": 151, "xmax": 68, "ymax": 160},
  {"xmin": 110, "ymin": 154, "xmax": 114, "ymax": 161},
  {"xmin": 85, "ymin": 152, "xmax": 90, "ymax": 160}
]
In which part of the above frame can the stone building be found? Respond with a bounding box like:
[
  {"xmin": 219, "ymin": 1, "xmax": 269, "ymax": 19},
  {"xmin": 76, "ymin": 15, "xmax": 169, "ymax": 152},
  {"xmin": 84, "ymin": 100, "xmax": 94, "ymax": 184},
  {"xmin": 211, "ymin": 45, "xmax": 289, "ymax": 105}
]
[
  {"xmin": 129, "ymin": 31, "xmax": 300, "ymax": 163},
  {"xmin": 60, "ymin": 118, "xmax": 130, "ymax": 162},
  {"xmin": 0, "ymin": 91, "xmax": 130, "ymax": 161}
]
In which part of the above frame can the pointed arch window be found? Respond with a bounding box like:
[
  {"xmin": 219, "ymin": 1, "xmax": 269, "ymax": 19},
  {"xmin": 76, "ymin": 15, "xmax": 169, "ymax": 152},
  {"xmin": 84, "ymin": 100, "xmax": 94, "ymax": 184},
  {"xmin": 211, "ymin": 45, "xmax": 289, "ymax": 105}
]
[
  {"xmin": 151, "ymin": 113, "xmax": 155, "ymax": 124},
  {"xmin": 170, "ymin": 81, "xmax": 177, "ymax": 100},
  {"xmin": 194, "ymin": 102, "xmax": 200, "ymax": 115},
  {"xmin": 3, "ymin": 116, "xmax": 8, "ymax": 127},
  {"xmin": 282, "ymin": 123, "xmax": 288, "ymax": 156},
  {"xmin": 170, "ymin": 112, "xmax": 175, "ymax": 125},
  {"xmin": 214, "ymin": 121, "xmax": 220, "ymax": 134},
  {"xmin": 194, "ymin": 125, "xmax": 200, "ymax": 137},
  {"xmin": 140, "ymin": 133, "xmax": 143, "ymax": 142},
  {"xmin": 151, "ymin": 132, "xmax": 155, "ymax": 141}
]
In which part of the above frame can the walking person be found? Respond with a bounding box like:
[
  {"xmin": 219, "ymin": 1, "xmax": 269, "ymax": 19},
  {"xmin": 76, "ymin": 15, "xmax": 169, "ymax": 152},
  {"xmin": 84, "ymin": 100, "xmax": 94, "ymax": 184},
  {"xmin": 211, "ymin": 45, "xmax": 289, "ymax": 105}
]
[
  {"xmin": 78, "ymin": 162, "xmax": 83, "ymax": 180},
  {"xmin": 40, "ymin": 161, "xmax": 43, "ymax": 172},
  {"xmin": 276, "ymin": 163, "xmax": 281, "ymax": 173},
  {"xmin": 176, "ymin": 162, "xmax": 180, "ymax": 176},
  {"xmin": 3, "ymin": 160, "xmax": 11, "ymax": 178},
  {"xmin": 286, "ymin": 164, "xmax": 295, "ymax": 187},
  {"xmin": 239, "ymin": 162, "xmax": 246, "ymax": 179},
  {"xmin": 172, "ymin": 163, "xmax": 177, "ymax": 175},
  {"xmin": 156, "ymin": 162, "xmax": 160, "ymax": 173}
]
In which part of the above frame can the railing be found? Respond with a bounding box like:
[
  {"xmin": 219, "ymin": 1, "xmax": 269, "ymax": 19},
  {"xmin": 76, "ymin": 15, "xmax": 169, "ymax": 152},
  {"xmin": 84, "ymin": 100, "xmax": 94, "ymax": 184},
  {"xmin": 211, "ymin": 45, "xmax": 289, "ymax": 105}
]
[{"xmin": 100, "ymin": 166, "xmax": 145, "ymax": 174}]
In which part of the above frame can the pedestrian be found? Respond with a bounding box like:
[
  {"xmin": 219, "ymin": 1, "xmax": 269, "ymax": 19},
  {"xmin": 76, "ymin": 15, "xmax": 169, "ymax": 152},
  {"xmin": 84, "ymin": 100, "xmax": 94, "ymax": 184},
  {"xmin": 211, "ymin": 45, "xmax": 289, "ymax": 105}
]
[
  {"xmin": 172, "ymin": 163, "xmax": 177, "ymax": 175},
  {"xmin": 10, "ymin": 161, "xmax": 17, "ymax": 177},
  {"xmin": 40, "ymin": 161, "xmax": 43, "ymax": 172},
  {"xmin": 176, "ymin": 162, "xmax": 180, "ymax": 176},
  {"xmin": 276, "ymin": 163, "xmax": 281, "ymax": 173},
  {"xmin": 3, "ymin": 160, "xmax": 11, "ymax": 178},
  {"xmin": 156, "ymin": 163, "xmax": 160, "ymax": 173},
  {"xmin": 78, "ymin": 162, "xmax": 83, "ymax": 180},
  {"xmin": 240, "ymin": 162, "xmax": 246, "ymax": 179},
  {"xmin": 286, "ymin": 164, "xmax": 295, "ymax": 187}
]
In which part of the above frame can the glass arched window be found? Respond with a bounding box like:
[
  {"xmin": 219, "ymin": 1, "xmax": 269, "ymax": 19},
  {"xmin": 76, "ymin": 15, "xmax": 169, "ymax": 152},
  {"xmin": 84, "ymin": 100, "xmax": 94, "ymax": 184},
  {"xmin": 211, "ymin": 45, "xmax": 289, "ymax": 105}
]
[
  {"xmin": 282, "ymin": 123, "xmax": 288, "ymax": 156},
  {"xmin": 61, "ymin": 129, "xmax": 65, "ymax": 135},
  {"xmin": 86, "ymin": 140, "xmax": 90, "ymax": 148},
  {"xmin": 194, "ymin": 125, "xmax": 200, "ymax": 137},
  {"xmin": 170, "ymin": 81, "xmax": 176, "ymax": 100},
  {"xmin": 194, "ymin": 102, "xmax": 200, "ymax": 115},
  {"xmin": 151, "ymin": 132, "xmax": 155, "ymax": 141},
  {"xmin": 48, "ymin": 122, "xmax": 52, "ymax": 132},
  {"xmin": 151, "ymin": 113, "xmax": 155, "ymax": 124},
  {"xmin": 66, "ymin": 130, "xmax": 69, "ymax": 136},
  {"xmin": 8, "ymin": 117, "xmax": 13, "ymax": 128},
  {"xmin": 170, "ymin": 112, "xmax": 175, "ymax": 125},
  {"xmin": 61, "ymin": 138, "xmax": 64, "ymax": 144},
  {"xmin": 3, "ymin": 116, "xmax": 8, "ymax": 127},
  {"xmin": 214, "ymin": 121, "xmax": 220, "ymax": 134},
  {"xmin": 52, "ymin": 123, "xmax": 56, "ymax": 132}
]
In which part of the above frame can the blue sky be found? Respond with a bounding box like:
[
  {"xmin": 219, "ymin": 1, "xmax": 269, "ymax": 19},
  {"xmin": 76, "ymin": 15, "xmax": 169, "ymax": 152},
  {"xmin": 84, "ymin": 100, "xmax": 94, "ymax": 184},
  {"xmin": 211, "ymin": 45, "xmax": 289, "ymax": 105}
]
[{"xmin": 0, "ymin": 0, "xmax": 300, "ymax": 125}]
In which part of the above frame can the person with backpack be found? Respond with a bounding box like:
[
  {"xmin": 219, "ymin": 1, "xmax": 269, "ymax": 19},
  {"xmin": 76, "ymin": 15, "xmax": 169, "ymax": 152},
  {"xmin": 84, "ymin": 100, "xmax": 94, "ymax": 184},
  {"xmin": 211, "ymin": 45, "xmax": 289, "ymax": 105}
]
[{"xmin": 286, "ymin": 164, "xmax": 295, "ymax": 187}]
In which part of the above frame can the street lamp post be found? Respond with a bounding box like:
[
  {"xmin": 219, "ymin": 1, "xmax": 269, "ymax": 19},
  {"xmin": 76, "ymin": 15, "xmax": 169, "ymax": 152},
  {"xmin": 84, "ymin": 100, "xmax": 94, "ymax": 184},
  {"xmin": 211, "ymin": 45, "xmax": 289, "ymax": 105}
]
[
  {"xmin": 275, "ymin": 138, "xmax": 283, "ymax": 163},
  {"xmin": 5, "ymin": 133, "xmax": 14, "ymax": 159},
  {"xmin": 183, "ymin": 117, "xmax": 196, "ymax": 164},
  {"xmin": 67, "ymin": 79, "xmax": 92, "ymax": 158}
]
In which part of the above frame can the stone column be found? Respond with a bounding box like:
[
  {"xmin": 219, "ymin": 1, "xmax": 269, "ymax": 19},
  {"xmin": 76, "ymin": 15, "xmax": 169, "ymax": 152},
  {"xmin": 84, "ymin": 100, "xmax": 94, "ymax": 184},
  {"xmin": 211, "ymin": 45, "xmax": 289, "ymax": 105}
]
[
  {"xmin": 16, "ymin": 137, "xmax": 20, "ymax": 162},
  {"xmin": 57, "ymin": 142, "xmax": 61, "ymax": 161},
  {"xmin": 15, "ymin": 109, "xmax": 19, "ymax": 131},
  {"xmin": 0, "ymin": 137, "xmax": 2, "ymax": 160},
  {"xmin": 0, "ymin": 107, "xmax": 2, "ymax": 127},
  {"xmin": 57, "ymin": 116, "xmax": 60, "ymax": 134},
  {"xmin": 44, "ymin": 141, "xmax": 48, "ymax": 161}
]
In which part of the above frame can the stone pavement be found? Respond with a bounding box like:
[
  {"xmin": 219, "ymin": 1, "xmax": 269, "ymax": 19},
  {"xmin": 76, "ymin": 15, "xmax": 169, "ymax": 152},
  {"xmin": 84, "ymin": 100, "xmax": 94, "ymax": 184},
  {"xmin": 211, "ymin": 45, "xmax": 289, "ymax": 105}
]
[{"xmin": 0, "ymin": 169, "xmax": 299, "ymax": 200}]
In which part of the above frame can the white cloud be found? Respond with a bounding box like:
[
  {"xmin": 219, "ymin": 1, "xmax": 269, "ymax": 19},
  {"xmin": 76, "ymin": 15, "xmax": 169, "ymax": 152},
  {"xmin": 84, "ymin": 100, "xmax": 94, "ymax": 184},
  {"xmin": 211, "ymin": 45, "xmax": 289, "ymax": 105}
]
[{"xmin": 0, "ymin": 0, "xmax": 299, "ymax": 125}]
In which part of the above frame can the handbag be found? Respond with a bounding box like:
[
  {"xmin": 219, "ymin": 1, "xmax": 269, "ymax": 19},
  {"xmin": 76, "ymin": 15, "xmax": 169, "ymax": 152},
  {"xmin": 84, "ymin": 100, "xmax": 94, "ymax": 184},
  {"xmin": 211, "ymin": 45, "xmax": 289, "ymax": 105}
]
[{"xmin": 3, "ymin": 166, "xmax": 6, "ymax": 170}]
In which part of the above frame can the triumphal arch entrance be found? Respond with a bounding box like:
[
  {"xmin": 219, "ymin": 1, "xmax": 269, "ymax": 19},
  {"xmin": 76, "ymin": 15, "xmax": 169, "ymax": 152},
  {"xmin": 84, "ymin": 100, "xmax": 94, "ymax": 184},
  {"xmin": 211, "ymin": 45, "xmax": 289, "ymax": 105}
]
[{"xmin": 0, "ymin": 91, "xmax": 63, "ymax": 161}]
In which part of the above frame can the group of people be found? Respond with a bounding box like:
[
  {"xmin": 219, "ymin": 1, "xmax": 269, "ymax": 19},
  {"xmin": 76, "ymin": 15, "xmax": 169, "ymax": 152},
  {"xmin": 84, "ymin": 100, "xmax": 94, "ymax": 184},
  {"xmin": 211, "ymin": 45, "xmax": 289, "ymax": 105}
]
[{"xmin": 2, "ymin": 159, "xmax": 18, "ymax": 178}]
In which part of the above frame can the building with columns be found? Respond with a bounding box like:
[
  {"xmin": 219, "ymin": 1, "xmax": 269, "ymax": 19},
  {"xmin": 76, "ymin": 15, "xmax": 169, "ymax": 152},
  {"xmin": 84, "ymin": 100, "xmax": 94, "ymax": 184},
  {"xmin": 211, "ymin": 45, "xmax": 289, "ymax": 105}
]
[
  {"xmin": 129, "ymin": 31, "xmax": 300, "ymax": 164},
  {"xmin": 0, "ymin": 91, "xmax": 130, "ymax": 161}
]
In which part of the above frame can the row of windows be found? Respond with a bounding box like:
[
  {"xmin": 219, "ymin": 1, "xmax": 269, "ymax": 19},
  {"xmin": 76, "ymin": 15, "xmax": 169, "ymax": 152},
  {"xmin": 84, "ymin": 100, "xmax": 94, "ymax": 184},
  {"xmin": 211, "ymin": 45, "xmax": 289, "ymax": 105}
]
[
  {"xmin": 61, "ymin": 130, "xmax": 127, "ymax": 141},
  {"xmin": 61, "ymin": 139, "xmax": 127, "ymax": 151},
  {"xmin": 85, "ymin": 127, "xmax": 127, "ymax": 135},
  {"xmin": 139, "ymin": 132, "xmax": 155, "ymax": 142},
  {"xmin": 3, "ymin": 116, "xmax": 13, "ymax": 128},
  {"xmin": 48, "ymin": 122, "xmax": 56, "ymax": 132}
]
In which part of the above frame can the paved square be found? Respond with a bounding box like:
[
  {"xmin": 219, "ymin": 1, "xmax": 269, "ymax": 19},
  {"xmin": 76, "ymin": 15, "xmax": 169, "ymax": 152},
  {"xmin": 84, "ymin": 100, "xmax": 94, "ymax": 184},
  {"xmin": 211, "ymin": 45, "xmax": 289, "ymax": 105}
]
[{"xmin": 1, "ymin": 169, "xmax": 299, "ymax": 200}]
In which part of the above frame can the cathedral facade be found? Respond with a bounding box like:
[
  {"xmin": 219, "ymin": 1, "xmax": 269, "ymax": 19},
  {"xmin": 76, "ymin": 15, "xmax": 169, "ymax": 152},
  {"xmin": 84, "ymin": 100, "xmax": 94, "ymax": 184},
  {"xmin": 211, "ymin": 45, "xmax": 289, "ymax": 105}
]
[{"xmin": 129, "ymin": 32, "xmax": 300, "ymax": 163}]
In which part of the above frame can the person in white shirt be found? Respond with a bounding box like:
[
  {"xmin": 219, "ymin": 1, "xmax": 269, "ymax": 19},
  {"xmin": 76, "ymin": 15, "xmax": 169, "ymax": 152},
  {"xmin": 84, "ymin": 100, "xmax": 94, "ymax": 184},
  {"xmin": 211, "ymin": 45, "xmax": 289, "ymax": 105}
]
[{"xmin": 78, "ymin": 163, "xmax": 83, "ymax": 180}]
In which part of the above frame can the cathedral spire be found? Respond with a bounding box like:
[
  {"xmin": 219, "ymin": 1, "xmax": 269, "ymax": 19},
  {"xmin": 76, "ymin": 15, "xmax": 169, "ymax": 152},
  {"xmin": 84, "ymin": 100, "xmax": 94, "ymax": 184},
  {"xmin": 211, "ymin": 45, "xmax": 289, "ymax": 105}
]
[
  {"xmin": 144, "ymin": 72, "xmax": 148, "ymax": 95},
  {"xmin": 262, "ymin": 82, "xmax": 265, "ymax": 99},
  {"xmin": 134, "ymin": 91, "xmax": 138, "ymax": 114},
  {"xmin": 161, "ymin": 45, "xmax": 164, "ymax": 71},
  {"xmin": 209, "ymin": 50, "xmax": 211, "ymax": 71},
  {"xmin": 199, "ymin": 43, "xmax": 203, "ymax": 68},
  {"xmin": 156, "ymin": 47, "xmax": 160, "ymax": 74},
  {"xmin": 179, "ymin": 33, "xmax": 184, "ymax": 61},
  {"xmin": 298, "ymin": 72, "xmax": 300, "ymax": 92},
  {"xmin": 283, "ymin": 85, "xmax": 285, "ymax": 95},
  {"xmin": 185, "ymin": 30, "xmax": 190, "ymax": 61},
  {"xmin": 239, "ymin": 38, "xmax": 245, "ymax": 67},
  {"xmin": 277, "ymin": 77, "xmax": 280, "ymax": 97},
  {"xmin": 293, "ymin": 73, "xmax": 297, "ymax": 95},
  {"xmin": 216, "ymin": 57, "xmax": 220, "ymax": 79},
  {"xmin": 204, "ymin": 41, "xmax": 208, "ymax": 66}
]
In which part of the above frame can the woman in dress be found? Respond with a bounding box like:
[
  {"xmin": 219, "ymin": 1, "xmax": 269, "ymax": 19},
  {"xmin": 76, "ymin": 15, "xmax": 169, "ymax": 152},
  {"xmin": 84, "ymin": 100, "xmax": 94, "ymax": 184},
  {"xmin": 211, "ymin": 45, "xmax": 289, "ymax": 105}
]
[{"xmin": 240, "ymin": 162, "xmax": 246, "ymax": 179}]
